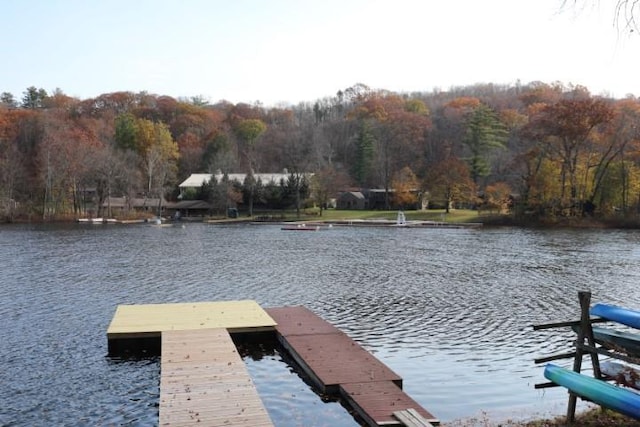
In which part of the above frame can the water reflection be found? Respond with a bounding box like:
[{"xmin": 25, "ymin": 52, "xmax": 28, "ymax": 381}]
[
  {"xmin": 236, "ymin": 337, "xmax": 359, "ymax": 426},
  {"xmin": 2, "ymin": 224, "xmax": 640, "ymax": 425}
]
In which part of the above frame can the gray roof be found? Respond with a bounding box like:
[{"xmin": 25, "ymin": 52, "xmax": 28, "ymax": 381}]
[
  {"xmin": 339, "ymin": 191, "xmax": 365, "ymax": 199},
  {"xmin": 179, "ymin": 172, "xmax": 313, "ymax": 188}
]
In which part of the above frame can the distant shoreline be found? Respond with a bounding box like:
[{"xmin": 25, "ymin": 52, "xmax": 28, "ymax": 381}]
[{"xmin": 3, "ymin": 209, "xmax": 640, "ymax": 230}]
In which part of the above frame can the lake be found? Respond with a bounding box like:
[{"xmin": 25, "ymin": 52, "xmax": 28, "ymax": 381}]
[{"xmin": 2, "ymin": 222, "xmax": 640, "ymax": 426}]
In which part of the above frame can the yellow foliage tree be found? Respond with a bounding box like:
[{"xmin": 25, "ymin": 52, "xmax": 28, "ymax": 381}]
[
  {"xmin": 391, "ymin": 166, "xmax": 419, "ymax": 209},
  {"xmin": 135, "ymin": 118, "xmax": 179, "ymax": 201}
]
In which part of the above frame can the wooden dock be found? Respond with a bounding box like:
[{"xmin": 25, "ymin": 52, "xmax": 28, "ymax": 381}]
[
  {"xmin": 107, "ymin": 300, "xmax": 277, "ymax": 356},
  {"xmin": 266, "ymin": 306, "xmax": 439, "ymax": 427},
  {"xmin": 160, "ymin": 328, "xmax": 273, "ymax": 427},
  {"xmin": 107, "ymin": 301, "xmax": 438, "ymax": 427},
  {"xmin": 108, "ymin": 300, "xmax": 277, "ymax": 427}
]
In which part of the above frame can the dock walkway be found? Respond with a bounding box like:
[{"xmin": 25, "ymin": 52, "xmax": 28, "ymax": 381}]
[
  {"xmin": 160, "ymin": 328, "xmax": 273, "ymax": 426},
  {"xmin": 266, "ymin": 306, "xmax": 438, "ymax": 427},
  {"xmin": 108, "ymin": 300, "xmax": 276, "ymax": 427}
]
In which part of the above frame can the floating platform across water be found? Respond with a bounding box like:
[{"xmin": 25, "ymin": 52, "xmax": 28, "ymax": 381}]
[{"xmin": 107, "ymin": 300, "xmax": 438, "ymax": 426}]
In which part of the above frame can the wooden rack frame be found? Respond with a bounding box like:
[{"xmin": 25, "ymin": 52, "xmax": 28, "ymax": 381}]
[{"xmin": 533, "ymin": 291, "xmax": 640, "ymax": 423}]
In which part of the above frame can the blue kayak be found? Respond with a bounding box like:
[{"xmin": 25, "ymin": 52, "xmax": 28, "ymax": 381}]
[
  {"xmin": 544, "ymin": 364, "xmax": 640, "ymax": 419},
  {"xmin": 591, "ymin": 303, "xmax": 640, "ymax": 330}
]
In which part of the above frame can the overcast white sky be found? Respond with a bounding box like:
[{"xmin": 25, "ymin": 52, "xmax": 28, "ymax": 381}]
[{"xmin": 2, "ymin": 0, "xmax": 639, "ymax": 106}]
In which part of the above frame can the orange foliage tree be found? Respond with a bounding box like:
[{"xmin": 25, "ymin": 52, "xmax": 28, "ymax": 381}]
[
  {"xmin": 391, "ymin": 166, "xmax": 420, "ymax": 209},
  {"xmin": 425, "ymin": 157, "xmax": 476, "ymax": 213}
]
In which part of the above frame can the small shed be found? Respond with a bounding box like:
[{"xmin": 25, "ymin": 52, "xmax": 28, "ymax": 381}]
[
  {"xmin": 165, "ymin": 200, "xmax": 212, "ymax": 218},
  {"xmin": 337, "ymin": 191, "xmax": 366, "ymax": 210},
  {"xmin": 102, "ymin": 197, "xmax": 167, "ymax": 214}
]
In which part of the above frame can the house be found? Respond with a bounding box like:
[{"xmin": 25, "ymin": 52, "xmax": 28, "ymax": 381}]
[
  {"xmin": 178, "ymin": 172, "xmax": 311, "ymax": 197},
  {"xmin": 336, "ymin": 191, "xmax": 366, "ymax": 210},
  {"xmin": 363, "ymin": 189, "xmax": 391, "ymax": 210}
]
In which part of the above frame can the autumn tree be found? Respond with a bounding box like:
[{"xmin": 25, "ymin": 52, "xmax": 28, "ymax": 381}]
[
  {"xmin": 524, "ymin": 97, "xmax": 614, "ymax": 215},
  {"xmin": 43, "ymin": 88, "xmax": 77, "ymax": 110},
  {"xmin": 310, "ymin": 165, "xmax": 351, "ymax": 215},
  {"xmin": 481, "ymin": 182, "xmax": 513, "ymax": 214},
  {"xmin": 169, "ymin": 102, "xmax": 225, "ymax": 176},
  {"xmin": 391, "ymin": 166, "xmax": 419, "ymax": 209},
  {"xmin": 426, "ymin": 157, "xmax": 476, "ymax": 213},
  {"xmin": 428, "ymin": 96, "xmax": 482, "ymax": 174},
  {"xmin": 589, "ymin": 99, "xmax": 640, "ymax": 213},
  {"xmin": 351, "ymin": 93, "xmax": 430, "ymax": 208},
  {"xmin": 135, "ymin": 119, "xmax": 179, "ymax": 210},
  {"xmin": 92, "ymin": 146, "xmax": 140, "ymax": 218},
  {"xmin": 0, "ymin": 108, "xmax": 27, "ymax": 220},
  {"xmin": 37, "ymin": 111, "xmax": 103, "ymax": 218}
]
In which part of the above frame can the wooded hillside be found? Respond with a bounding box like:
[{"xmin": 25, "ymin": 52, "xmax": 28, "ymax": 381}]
[{"xmin": 1, "ymin": 81, "xmax": 640, "ymax": 221}]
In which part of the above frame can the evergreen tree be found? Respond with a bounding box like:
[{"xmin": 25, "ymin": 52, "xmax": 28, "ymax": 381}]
[
  {"xmin": 463, "ymin": 104, "xmax": 507, "ymax": 184},
  {"xmin": 354, "ymin": 121, "xmax": 375, "ymax": 187},
  {"xmin": 114, "ymin": 113, "xmax": 138, "ymax": 151},
  {"xmin": 21, "ymin": 86, "xmax": 47, "ymax": 109}
]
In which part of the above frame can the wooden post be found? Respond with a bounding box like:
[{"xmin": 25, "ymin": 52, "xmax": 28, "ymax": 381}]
[
  {"xmin": 567, "ymin": 291, "xmax": 603, "ymax": 423},
  {"xmin": 567, "ymin": 292, "xmax": 589, "ymax": 422}
]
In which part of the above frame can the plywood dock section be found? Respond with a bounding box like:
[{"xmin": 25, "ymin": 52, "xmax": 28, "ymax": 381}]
[
  {"xmin": 266, "ymin": 306, "xmax": 438, "ymax": 426},
  {"xmin": 159, "ymin": 328, "xmax": 273, "ymax": 427},
  {"xmin": 107, "ymin": 300, "xmax": 277, "ymax": 339}
]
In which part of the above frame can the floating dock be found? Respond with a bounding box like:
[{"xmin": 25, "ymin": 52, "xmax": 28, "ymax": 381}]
[
  {"xmin": 160, "ymin": 328, "xmax": 273, "ymax": 426},
  {"xmin": 266, "ymin": 306, "xmax": 438, "ymax": 426},
  {"xmin": 107, "ymin": 300, "xmax": 438, "ymax": 427},
  {"xmin": 107, "ymin": 300, "xmax": 276, "ymax": 356}
]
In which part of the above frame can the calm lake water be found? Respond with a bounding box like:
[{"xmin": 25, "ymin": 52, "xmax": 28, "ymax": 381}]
[{"xmin": 2, "ymin": 222, "xmax": 640, "ymax": 426}]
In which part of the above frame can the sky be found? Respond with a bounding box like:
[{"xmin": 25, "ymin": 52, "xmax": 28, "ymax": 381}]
[{"xmin": 2, "ymin": 0, "xmax": 640, "ymax": 106}]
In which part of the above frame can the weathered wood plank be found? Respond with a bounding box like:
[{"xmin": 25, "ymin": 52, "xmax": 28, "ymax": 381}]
[
  {"xmin": 532, "ymin": 317, "xmax": 607, "ymax": 330},
  {"xmin": 393, "ymin": 408, "xmax": 435, "ymax": 426},
  {"xmin": 342, "ymin": 382, "xmax": 439, "ymax": 426},
  {"xmin": 265, "ymin": 306, "xmax": 343, "ymax": 336},
  {"xmin": 107, "ymin": 300, "xmax": 276, "ymax": 338},
  {"xmin": 284, "ymin": 333, "xmax": 402, "ymax": 389},
  {"xmin": 159, "ymin": 328, "xmax": 273, "ymax": 427},
  {"xmin": 266, "ymin": 306, "xmax": 437, "ymax": 426},
  {"xmin": 534, "ymin": 351, "xmax": 577, "ymax": 364}
]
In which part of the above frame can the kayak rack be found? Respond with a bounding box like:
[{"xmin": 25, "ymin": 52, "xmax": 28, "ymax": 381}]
[{"xmin": 533, "ymin": 291, "xmax": 640, "ymax": 423}]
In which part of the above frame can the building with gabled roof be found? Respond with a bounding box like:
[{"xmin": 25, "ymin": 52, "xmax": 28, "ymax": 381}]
[{"xmin": 178, "ymin": 172, "xmax": 312, "ymax": 196}]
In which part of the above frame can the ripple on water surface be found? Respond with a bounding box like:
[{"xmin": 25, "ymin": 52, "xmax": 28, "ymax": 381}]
[{"xmin": 2, "ymin": 224, "xmax": 640, "ymax": 425}]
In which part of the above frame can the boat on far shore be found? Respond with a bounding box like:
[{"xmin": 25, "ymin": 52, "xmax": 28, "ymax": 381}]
[
  {"xmin": 77, "ymin": 218, "xmax": 117, "ymax": 224},
  {"xmin": 281, "ymin": 224, "xmax": 321, "ymax": 231}
]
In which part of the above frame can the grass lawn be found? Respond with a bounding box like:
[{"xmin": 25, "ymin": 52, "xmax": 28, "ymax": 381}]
[{"xmin": 296, "ymin": 208, "xmax": 487, "ymax": 223}]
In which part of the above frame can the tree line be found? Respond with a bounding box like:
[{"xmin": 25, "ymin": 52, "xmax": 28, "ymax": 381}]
[{"xmin": 1, "ymin": 81, "xmax": 640, "ymax": 221}]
